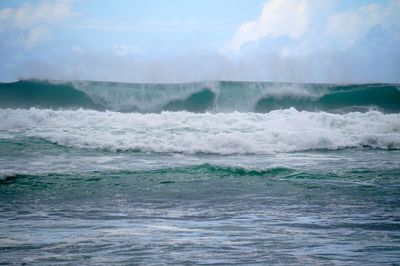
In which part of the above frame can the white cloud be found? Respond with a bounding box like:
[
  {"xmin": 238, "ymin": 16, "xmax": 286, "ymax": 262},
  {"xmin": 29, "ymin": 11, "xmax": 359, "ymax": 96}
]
[
  {"xmin": 25, "ymin": 26, "xmax": 52, "ymax": 49},
  {"xmin": 222, "ymin": 0, "xmax": 313, "ymax": 54},
  {"xmin": 326, "ymin": 1, "xmax": 400, "ymax": 47},
  {"xmin": 0, "ymin": 1, "xmax": 74, "ymax": 30},
  {"xmin": 69, "ymin": 18, "xmax": 228, "ymax": 33},
  {"xmin": 0, "ymin": 7, "xmax": 13, "ymax": 21},
  {"xmin": 112, "ymin": 44, "xmax": 141, "ymax": 57},
  {"xmin": 326, "ymin": 4, "xmax": 382, "ymax": 47},
  {"xmin": 0, "ymin": 0, "xmax": 75, "ymax": 48},
  {"xmin": 223, "ymin": 0, "xmax": 400, "ymax": 54},
  {"xmin": 71, "ymin": 45, "xmax": 85, "ymax": 54}
]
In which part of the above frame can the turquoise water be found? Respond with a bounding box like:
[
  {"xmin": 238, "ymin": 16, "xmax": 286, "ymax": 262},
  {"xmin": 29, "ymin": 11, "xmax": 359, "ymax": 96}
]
[
  {"xmin": 1, "ymin": 80, "xmax": 400, "ymax": 264},
  {"xmin": 2, "ymin": 80, "xmax": 400, "ymax": 113}
]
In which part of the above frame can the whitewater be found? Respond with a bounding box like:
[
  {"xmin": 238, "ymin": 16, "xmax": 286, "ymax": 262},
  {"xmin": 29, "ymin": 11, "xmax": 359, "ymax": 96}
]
[
  {"xmin": 1, "ymin": 80, "xmax": 400, "ymax": 265},
  {"xmin": 1, "ymin": 108, "xmax": 399, "ymax": 155}
]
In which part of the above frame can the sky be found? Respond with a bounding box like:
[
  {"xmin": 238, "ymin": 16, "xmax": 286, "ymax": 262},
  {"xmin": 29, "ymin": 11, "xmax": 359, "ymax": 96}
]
[{"xmin": 0, "ymin": 0, "xmax": 399, "ymax": 83}]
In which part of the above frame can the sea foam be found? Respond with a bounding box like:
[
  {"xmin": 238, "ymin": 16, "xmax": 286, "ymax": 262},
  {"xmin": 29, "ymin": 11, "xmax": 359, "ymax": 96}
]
[{"xmin": 1, "ymin": 108, "xmax": 399, "ymax": 154}]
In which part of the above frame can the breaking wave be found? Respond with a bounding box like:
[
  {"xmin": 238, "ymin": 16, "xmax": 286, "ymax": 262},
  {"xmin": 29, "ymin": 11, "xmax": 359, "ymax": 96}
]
[{"xmin": 1, "ymin": 79, "xmax": 399, "ymax": 113}]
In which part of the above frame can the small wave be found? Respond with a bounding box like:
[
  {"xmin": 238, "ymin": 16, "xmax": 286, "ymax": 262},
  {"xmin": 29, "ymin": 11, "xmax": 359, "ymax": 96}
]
[
  {"xmin": 149, "ymin": 163, "xmax": 293, "ymax": 177},
  {"xmin": 193, "ymin": 163, "xmax": 293, "ymax": 176},
  {"xmin": 0, "ymin": 164, "xmax": 294, "ymax": 183},
  {"xmin": 0, "ymin": 173, "xmax": 31, "ymax": 182}
]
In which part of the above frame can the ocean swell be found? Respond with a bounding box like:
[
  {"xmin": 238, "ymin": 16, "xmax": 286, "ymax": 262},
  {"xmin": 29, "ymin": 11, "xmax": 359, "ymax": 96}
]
[{"xmin": 1, "ymin": 80, "xmax": 399, "ymax": 113}]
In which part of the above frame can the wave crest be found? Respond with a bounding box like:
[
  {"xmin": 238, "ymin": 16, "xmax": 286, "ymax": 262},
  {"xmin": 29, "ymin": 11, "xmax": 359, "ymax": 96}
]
[{"xmin": 1, "ymin": 80, "xmax": 399, "ymax": 113}]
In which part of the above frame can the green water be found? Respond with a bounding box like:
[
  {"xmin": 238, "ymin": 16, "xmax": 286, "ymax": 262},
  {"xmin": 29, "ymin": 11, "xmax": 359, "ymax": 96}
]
[
  {"xmin": 1, "ymin": 80, "xmax": 400, "ymax": 113},
  {"xmin": 0, "ymin": 80, "xmax": 400, "ymax": 264},
  {"xmin": 1, "ymin": 136, "xmax": 400, "ymax": 264}
]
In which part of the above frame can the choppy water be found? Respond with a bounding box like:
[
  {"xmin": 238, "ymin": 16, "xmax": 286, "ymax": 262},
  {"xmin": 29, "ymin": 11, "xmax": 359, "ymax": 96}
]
[{"xmin": 1, "ymin": 80, "xmax": 400, "ymax": 264}]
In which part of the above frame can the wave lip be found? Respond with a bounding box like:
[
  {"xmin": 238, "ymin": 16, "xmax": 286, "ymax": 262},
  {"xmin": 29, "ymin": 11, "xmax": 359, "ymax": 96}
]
[
  {"xmin": 1, "ymin": 108, "xmax": 399, "ymax": 154},
  {"xmin": 1, "ymin": 80, "xmax": 399, "ymax": 113}
]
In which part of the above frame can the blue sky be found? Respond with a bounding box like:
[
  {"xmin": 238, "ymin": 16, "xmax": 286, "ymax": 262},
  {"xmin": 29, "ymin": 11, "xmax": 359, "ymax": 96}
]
[{"xmin": 0, "ymin": 0, "xmax": 399, "ymax": 83}]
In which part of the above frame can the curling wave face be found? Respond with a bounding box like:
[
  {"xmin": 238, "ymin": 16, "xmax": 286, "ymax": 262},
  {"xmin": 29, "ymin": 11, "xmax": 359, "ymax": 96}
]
[
  {"xmin": 1, "ymin": 79, "xmax": 400, "ymax": 113},
  {"xmin": 1, "ymin": 108, "xmax": 399, "ymax": 154}
]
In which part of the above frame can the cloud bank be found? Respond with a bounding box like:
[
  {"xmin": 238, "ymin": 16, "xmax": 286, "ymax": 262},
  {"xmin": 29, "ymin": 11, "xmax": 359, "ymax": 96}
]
[
  {"xmin": 3, "ymin": 0, "xmax": 400, "ymax": 83},
  {"xmin": 223, "ymin": 0, "xmax": 400, "ymax": 54}
]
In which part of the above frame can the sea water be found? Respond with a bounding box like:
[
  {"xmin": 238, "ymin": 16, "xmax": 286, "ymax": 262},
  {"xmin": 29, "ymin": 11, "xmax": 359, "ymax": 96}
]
[{"xmin": 0, "ymin": 80, "xmax": 400, "ymax": 264}]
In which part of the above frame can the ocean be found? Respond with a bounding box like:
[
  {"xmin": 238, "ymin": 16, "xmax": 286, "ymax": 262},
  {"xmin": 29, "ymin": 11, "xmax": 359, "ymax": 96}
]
[{"xmin": 1, "ymin": 80, "xmax": 400, "ymax": 265}]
